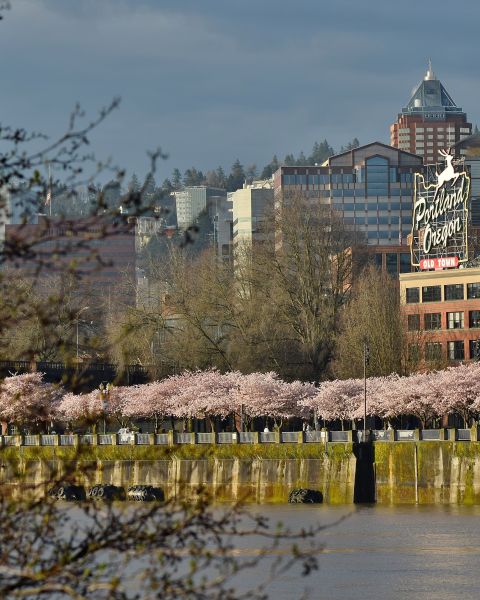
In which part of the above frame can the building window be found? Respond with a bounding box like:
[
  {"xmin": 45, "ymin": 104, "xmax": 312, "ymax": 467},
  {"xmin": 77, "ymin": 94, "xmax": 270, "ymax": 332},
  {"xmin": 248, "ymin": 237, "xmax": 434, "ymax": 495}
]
[
  {"xmin": 467, "ymin": 283, "xmax": 480, "ymax": 299},
  {"xmin": 408, "ymin": 314, "xmax": 420, "ymax": 331},
  {"xmin": 425, "ymin": 342, "xmax": 443, "ymax": 361},
  {"xmin": 444, "ymin": 284, "xmax": 464, "ymax": 301},
  {"xmin": 386, "ymin": 253, "xmax": 398, "ymax": 276},
  {"xmin": 406, "ymin": 287, "xmax": 420, "ymax": 303},
  {"xmin": 447, "ymin": 312, "xmax": 464, "ymax": 329},
  {"xmin": 408, "ymin": 343, "xmax": 420, "ymax": 362},
  {"xmin": 400, "ymin": 253, "xmax": 411, "ymax": 273},
  {"xmin": 371, "ymin": 253, "xmax": 382, "ymax": 269},
  {"xmin": 469, "ymin": 339, "xmax": 480, "ymax": 360},
  {"xmin": 422, "ymin": 286, "xmax": 441, "ymax": 302},
  {"xmin": 448, "ymin": 341, "xmax": 465, "ymax": 360},
  {"xmin": 469, "ymin": 311, "xmax": 480, "ymax": 328},
  {"xmin": 424, "ymin": 313, "xmax": 442, "ymax": 330},
  {"xmin": 366, "ymin": 156, "xmax": 389, "ymax": 197}
]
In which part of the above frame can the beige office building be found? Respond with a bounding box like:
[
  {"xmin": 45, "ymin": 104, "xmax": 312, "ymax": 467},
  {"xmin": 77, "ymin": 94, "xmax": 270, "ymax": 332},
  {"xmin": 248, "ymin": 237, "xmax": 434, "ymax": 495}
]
[{"xmin": 231, "ymin": 180, "xmax": 273, "ymax": 272}]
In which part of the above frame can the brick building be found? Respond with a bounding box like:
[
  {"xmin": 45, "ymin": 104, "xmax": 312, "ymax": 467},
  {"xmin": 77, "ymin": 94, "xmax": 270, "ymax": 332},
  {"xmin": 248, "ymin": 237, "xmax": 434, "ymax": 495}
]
[
  {"xmin": 4, "ymin": 215, "xmax": 137, "ymax": 305},
  {"xmin": 400, "ymin": 267, "xmax": 480, "ymax": 362},
  {"xmin": 391, "ymin": 62, "xmax": 471, "ymax": 164}
]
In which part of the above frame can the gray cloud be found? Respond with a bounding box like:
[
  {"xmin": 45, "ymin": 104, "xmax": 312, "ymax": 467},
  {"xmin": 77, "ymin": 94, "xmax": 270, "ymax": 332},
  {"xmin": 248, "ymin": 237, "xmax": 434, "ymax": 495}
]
[{"xmin": 1, "ymin": 0, "xmax": 479, "ymax": 182}]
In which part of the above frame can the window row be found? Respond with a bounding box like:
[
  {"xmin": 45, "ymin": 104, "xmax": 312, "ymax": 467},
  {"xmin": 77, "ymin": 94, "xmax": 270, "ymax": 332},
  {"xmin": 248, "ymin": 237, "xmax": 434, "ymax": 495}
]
[
  {"xmin": 407, "ymin": 311, "xmax": 480, "ymax": 331},
  {"xmin": 408, "ymin": 340, "xmax": 480, "ymax": 362},
  {"xmin": 406, "ymin": 283, "xmax": 480, "ymax": 304},
  {"xmin": 283, "ymin": 172, "xmax": 415, "ymax": 187}
]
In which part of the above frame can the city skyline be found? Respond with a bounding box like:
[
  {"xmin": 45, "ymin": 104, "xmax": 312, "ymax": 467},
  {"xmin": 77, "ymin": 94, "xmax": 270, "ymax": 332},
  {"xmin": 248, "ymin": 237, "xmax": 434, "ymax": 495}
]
[{"xmin": 1, "ymin": 0, "xmax": 479, "ymax": 183}]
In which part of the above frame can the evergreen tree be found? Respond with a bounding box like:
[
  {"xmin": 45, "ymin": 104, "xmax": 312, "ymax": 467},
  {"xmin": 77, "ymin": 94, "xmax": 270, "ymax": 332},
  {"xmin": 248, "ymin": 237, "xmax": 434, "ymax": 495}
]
[
  {"xmin": 128, "ymin": 173, "xmax": 140, "ymax": 193},
  {"xmin": 226, "ymin": 159, "xmax": 245, "ymax": 192},
  {"xmin": 204, "ymin": 166, "xmax": 227, "ymax": 189},
  {"xmin": 143, "ymin": 173, "xmax": 156, "ymax": 197},
  {"xmin": 340, "ymin": 138, "xmax": 360, "ymax": 153},
  {"xmin": 171, "ymin": 168, "xmax": 182, "ymax": 190},
  {"xmin": 284, "ymin": 154, "xmax": 295, "ymax": 166},
  {"xmin": 215, "ymin": 166, "xmax": 227, "ymax": 188},
  {"xmin": 296, "ymin": 151, "xmax": 308, "ymax": 166},
  {"xmin": 245, "ymin": 164, "xmax": 257, "ymax": 183},
  {"xmin": 308, "ymin": 139, "xmax": 334, "ymax": 165},
  {"xmin": 183, "ymin": 167, "xmax": 204, "ymax": 187},
  {"xmin": 260, "ymin": 154, "xmax": 279, "ymax": 179},
  {"xmin": 161, "ymin": 178, "xmax": 173, "ymax": 193}
]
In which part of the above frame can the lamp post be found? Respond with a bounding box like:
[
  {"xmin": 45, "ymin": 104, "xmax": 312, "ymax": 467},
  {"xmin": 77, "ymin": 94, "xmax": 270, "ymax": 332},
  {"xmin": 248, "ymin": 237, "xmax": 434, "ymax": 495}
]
[
  {"xmin": 363, "ymin": 339, "xmax": 370, "ymax": 439},
  {"xmin": 99, "ymin": 382, "xmax": 111, "ymax": 434},
  {"xmin": 75, "ymin": 306, "xmax": 90, "ymax": 362}
]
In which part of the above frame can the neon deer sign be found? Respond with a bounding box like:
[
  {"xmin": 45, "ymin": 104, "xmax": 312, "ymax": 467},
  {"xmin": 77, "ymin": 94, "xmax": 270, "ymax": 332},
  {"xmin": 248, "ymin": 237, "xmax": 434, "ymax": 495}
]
[{"xmin": 433, "ymin": 149, "xmax": 460, "ymax": 201}]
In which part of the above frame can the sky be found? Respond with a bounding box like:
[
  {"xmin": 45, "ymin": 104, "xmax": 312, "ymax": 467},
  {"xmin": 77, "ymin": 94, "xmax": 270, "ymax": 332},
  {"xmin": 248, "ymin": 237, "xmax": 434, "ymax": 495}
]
[{"xmin": 1, "ymin": 0, "xmax": 480, "ymax": 185}]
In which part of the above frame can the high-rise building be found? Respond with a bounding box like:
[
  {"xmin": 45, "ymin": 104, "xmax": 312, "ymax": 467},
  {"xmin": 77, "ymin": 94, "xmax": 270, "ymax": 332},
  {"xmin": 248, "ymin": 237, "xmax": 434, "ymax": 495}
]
[
  {"xmin": 454, "ymin": 133, "xmax": 480, "ymax": 228},
  {"xmin": 273, "ymin": 142, "xmax": 423, "ymax": 276},
  {"xmin": 390, "ymin": 62, "xmax": 471, "ymax": 164},
  {"xmin": 231, "ymin": 180, "xmax": 273, "ymax": 262},
  {"xmin": 172, "ymin": 186, "xmax": 226, "ymax": 230}
]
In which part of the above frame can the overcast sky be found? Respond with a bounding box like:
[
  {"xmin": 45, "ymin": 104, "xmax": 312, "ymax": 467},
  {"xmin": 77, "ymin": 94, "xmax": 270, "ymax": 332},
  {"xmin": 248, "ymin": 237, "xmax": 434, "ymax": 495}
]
[{"xmin": 1, "ymin": 0, "xmax": 479, "ymax": 184}]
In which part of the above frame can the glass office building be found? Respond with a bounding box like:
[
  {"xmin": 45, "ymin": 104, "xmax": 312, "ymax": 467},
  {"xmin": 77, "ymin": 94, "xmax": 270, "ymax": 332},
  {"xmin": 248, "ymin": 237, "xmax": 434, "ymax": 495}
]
[{"xmin": 273, "ymin": 142, "xmax": 424, "ymax": 276}]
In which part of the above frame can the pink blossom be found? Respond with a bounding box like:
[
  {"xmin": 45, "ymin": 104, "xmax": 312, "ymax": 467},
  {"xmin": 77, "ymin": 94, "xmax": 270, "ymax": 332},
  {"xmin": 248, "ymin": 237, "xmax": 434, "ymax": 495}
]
[{"xmin": 0, "ymin": 372, "xmax": 62, "ymax": 425}]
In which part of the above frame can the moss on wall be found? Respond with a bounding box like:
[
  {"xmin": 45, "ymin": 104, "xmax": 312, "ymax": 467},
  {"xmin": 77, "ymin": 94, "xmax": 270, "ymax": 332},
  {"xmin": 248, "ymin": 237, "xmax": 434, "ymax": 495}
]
[
  {"xmin": 374, "ymin": 441, "xmax": 480, "ymax": 505},
  {"xmin": 0, "ymin": 443, "xmax": 356, "ymax": 504}
]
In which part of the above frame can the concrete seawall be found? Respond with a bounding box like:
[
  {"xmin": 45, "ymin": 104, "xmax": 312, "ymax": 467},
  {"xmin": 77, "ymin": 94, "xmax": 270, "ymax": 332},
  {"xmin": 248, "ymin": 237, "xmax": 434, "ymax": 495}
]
[
  {"xmin": 375, "ymin": 442, "xmax": 480, "ymax": 504},
  {"xmin": 4, "ymin": 442, "xmax": 480, "ymax": 503},
  {"xmin": 0, "ymin": 446, "xmax": 356, "ymax": 503}
]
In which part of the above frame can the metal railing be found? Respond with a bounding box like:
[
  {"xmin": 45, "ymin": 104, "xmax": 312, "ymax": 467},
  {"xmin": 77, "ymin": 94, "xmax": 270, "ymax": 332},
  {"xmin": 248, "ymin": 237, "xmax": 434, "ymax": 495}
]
[
  {"xmin": 79, "ymin": 434, "xmax": 95, "ymax": 445},
  {"xmin": 175, "ymin": 433, "xmax": 193, "ymax": 444},
  {"xmin": 40, "ymin": 435, "xmax": 56, "ymax": 446},
  {"xmin": 217, "ymin": 432, "xmax": 236, "ymax": 444},
  {"xmin": 396, "ymin": 430, "xmax": 415, "ymax": 441},
  {"xmin": 422, "ymin": 429, "xmax": 441, "ymax": 441},
  {"xmin": 372, "ymin": 430, "xmax": 391, "ymax": 441},
  {"xmin": 457, "ymin": 429, "xmax": 471, "ymax": 441},
  {"xmin": 2, "ymin": 428, "xmax": 480, "ymax": 448},
  {"xmin": 60, "ymin": 434, "xmax": 75, "ymax": 446},
  {"xmin": 330, "ymin": 431, "xmax": 350, "ymax": 442},
  {"xmin": 135, "ymin": 433, "xmax": 151, "ymax": 445},
  {"xmin": 259, "ymin": 432, "xmax": 276, "ymax": 443},
  {"xmin": 281, "ymin": 431, "xmax": 299, "ymax": 443},
  {"xmin": 305, "ymin": 430, "xmax": 324, "ymax": 443},
  {"xmin": 98, "ymin": 434, "xmax": 113, "ymax": 445},
  {"xmin": 23, "ymin": 435, "xmax": 38, "ymax": 446}
]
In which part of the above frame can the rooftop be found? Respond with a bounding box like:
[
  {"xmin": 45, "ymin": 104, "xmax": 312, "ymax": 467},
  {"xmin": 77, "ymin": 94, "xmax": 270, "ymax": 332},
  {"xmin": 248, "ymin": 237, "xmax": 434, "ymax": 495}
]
[{"xmin": 401, "ymin": 61, "xmax": 465, "ymax": 118}]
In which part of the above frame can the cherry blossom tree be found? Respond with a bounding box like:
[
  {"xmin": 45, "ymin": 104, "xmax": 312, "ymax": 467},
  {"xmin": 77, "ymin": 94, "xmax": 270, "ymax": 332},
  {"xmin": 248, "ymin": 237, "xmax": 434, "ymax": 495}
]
[
  {"xmin": 0, "ymin": 372, "xmax": 62, "ymax": 431},
  {"xmin": 233, "ymin": 373, "xmax": 314, "ymax": 427},
  {"xmin": 439, "ymin": 363, "xmax": 480, "ymax": 426},
  {"xmin": 302, "ymin": 378, "xmax": 363, "ymax": 427},
  {"xmin": 57, "ymin": 389, "xmax": 103, "ymax": 426},
  {"xmin": 121, "ymin": 378, "xmax": 183, "ymax": 432},
  {"xmin": 167, "ymin": 370, "xmax": 241, "ymax": 430}
]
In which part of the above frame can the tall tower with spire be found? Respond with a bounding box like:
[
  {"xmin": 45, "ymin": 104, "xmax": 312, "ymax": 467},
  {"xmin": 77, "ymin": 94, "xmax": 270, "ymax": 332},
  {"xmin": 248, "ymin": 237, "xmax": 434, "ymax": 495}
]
[{"xmin": 390, "ymin": 62, "xmax": 471, "ymax": 163}]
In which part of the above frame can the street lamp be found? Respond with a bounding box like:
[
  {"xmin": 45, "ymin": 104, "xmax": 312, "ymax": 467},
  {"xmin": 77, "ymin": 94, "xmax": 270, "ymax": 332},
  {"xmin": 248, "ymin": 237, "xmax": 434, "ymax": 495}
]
[
  {"xmin": 363, "ymin": 339, "xmax": 370, "ymax": 440},
  {"xmin": 99, "ymin": 382, "xmax": 112, "ymax": 434},
  {"xmin": 75, "ymin": 306, "xmax": 90, "ymax": 361}
]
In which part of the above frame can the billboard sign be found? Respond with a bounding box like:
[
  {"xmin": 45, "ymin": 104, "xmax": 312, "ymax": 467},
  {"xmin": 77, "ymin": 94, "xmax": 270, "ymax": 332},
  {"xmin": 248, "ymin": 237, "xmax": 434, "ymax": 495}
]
[{"xmin": 410, "ymin": 149, "xmax": 470, "ymax": 269}]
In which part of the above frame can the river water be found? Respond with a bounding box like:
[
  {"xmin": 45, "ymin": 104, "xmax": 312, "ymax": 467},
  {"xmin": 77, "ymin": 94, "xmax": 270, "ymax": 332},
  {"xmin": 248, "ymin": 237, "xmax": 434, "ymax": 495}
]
[{"xmin": 235, "ymin": 505, "xmax": 480, "ymax": 600}]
